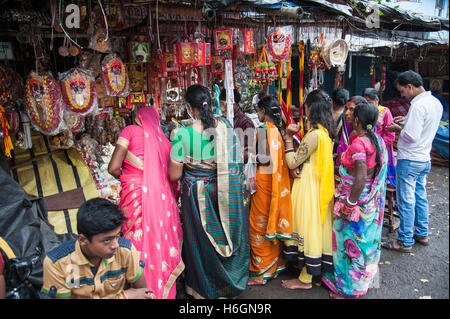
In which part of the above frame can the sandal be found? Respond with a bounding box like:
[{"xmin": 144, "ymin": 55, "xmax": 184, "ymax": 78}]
[
  {"xmin": 414, "ymin": 235, "xmax": 429, "ymax": 246},
  {"xmin": 382, "ymin": 239, "xmax": 412, "ymax": 252}
]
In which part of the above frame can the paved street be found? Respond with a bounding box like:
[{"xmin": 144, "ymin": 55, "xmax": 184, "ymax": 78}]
[{"xmin": 238, "ymin": 165, "xmax": 449, "ymax": 299}]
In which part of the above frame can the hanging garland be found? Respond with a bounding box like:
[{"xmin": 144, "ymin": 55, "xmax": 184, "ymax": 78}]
[
  {"xmin": 25, "ymin": 72, "xmax": 64, "ymax": 135},
  {"xmin": 60, "ymin": 68, "xmax": 97, "ymax": 115},
  {"xmin": 267, "ymin": 30, "xmax": 291, "ymax": 61},
  {"xmin": 102, "ymin": 54, "xmax": 129, "ymax": 97}
]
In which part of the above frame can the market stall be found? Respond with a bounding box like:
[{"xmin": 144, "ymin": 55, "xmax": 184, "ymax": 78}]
[{"xmin": 0, "ymin": 0, "xmax": 448, "ymax": 237}]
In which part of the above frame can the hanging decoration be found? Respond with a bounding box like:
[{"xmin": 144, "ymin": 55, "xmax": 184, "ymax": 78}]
[
  {"xmin": 239, "ymin": 28, "xmax": 256, "ymax": 54},
  {"xmin": 161, "ymin": 52, "xmax": 178, "ymax": 73},
  {"xmin": 127, "ymin": 63, "xmax": 145, "ymax": 93},
  {"xmin": 195, "ymin": 42, "xmax": 211, "ymax": 66},
  {"xmin": 298, "ymin": 40, "xmax": 305, "ymax": 141},
  {"xmin": 101, "ymin": 53, "xmax": 130, "ymax": 97},
  {"xmin": 267, "ymin": 26, "xmax": 293, "ymax": 62},
  {"xmin": 0, "ymin": 104, "xmax": 13, "ymax": 157},
  {"xmin": 25, "ymin": 71, "xmax": 65, "ymax": 135},
  {"xmin": 213, "ymin": 28, "xmax": 233, "ymax": 51},
  {"xmin": 60, "ymin": 68, "xmax": 98, "ymax": 115},
  {"xmin": 177, "ymin": 42, "xmax": 197, "ymax": 65},
  {"xmin": 211, "ymin": 55, "xmax": 225, "ymax": 74},
  {"xmin": 64, "ymin": 110, "xmax": 84, "ymax": 133},
  {"xmin": 286, "ymin": 47, "xmax": 292, "ymax": 111},
  {"xmin": 251, "ymin": 44, "xmax": 277, "ymax": 84}
]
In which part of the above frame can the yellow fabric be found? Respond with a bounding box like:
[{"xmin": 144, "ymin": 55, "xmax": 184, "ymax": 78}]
[
  {"xmin": 299, "ymin": 267, "xmax": 312, "ymax": 284},
  {"xmin": 314, "ymin": 124, "xmax": 335, "ymax": 224},
  {"xmin": 0, "ymin": 104, "xmax": 13, "ymax": 157},
  {"xmin": 284, "ymin": 124, "xmax": 334, "ymax": 277},
  {"xmin": 0, "ymin": 237, "xmax": 16, "ymax": 259},
  {"xmin": 10, "ymin": 132, "xmax": 98, "ymax": 234}
]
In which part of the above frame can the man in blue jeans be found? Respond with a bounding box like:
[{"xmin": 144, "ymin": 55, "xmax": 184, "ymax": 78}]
[{"xmin": 382, "ymin": 70, "xmax": 443, "ymax": 252}]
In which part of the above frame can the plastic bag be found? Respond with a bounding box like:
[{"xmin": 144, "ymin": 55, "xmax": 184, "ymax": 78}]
[
  {"xmin": 101, "ymin": 53, "xmax": 130, "ymax": 97},
  {"xmin": 59, "ymin": 68, "xmax": 99, "ymax": 116},
  {"xmin": 267, "ymin": 26, "xmax": 294, "ymax": 62},
  {"xmin": 24, "ymin": 71, "xmax": 66, "ymax": 135},
  {"xmin": 244, "ymin": 154, "xmax": 257, "ymax": 194}
]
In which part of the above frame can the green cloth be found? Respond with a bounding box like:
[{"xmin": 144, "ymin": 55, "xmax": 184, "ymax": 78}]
[{"xmin": 170, "ymin": 126, "xmax": 215, "ymax": 161}]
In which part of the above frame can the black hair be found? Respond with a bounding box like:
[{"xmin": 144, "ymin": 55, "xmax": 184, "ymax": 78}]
[
  {"xmin": 395, "ymin": 70, "xmax": 423, "ymax": 88},
  {"xmin": 305, "ymin": 89, "xmax": 336, "ymax": 140},
  {"xmin": 219, "ymin": 88, "xmax": 241, "ymax": 104},
  {"xmin": 353, "ymin": 99, "xmax": 382, "ymax": 177},
  {"xmin": 77, "ymin": 198, "xmax": 126, "ymax": 241},
  {"xmin": 184, "ymin": 84, "xmax": 216, "ymax": 141},
  {"xmin": 332, "ymin": 88, "xmax": 350, "ymax": 107},
  {"xmin": 257, "ymin": 95, "xmax": 284, "ymax": 136},
  {"xmin": 363, "ymin": 88, "xmax": 379, "ymax": 101}
]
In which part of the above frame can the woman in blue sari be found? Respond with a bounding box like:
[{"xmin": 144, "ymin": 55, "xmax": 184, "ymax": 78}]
[
  {"xmin": 322, "ymin": 99, "xmax": 387, "ymax": 298},
  {"xmin": 168, "ymin": 85, "xmax": 250, "ymax": 299}
]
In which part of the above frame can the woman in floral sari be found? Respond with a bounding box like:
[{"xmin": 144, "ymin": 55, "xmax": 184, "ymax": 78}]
[
  {"xmin": 248, "ymin": 95, "xmax": 293, "ymax": 286},
  {"xmin": 168, "ymin": 85, "xmax": 250, "ymax": 299},
  {"xmin": 108, "ymin": 107, "xmax": 184, "ymax": 299},
  {"xmin": 322, "ymin": 99, "xmax": 388, "ymax": 298}
]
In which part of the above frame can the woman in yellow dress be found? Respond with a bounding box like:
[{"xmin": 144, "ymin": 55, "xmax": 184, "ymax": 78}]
[{"xmin": 281, "ymin": 89, "xmax": 336, "ymax": 290}]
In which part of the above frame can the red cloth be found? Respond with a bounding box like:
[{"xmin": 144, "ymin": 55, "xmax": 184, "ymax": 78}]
[
  {"xmin": 341, "ymin": 135, "xmax": 377, "ymax": 171},
  {"xmin": 383, "ymin": 98, "xmax": 410, "ymax": 118}
]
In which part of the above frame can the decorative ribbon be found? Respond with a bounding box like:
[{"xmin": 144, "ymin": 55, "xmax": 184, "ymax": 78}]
[
  {"xmin": 286, "ymin": 47, "xmax": 292, "ymax": 113},
  {"xmin": 0, "ymin": 104, "xmax": 13, "ymax": 157},
  {"xmin": 278, "ymin": 60, "xmax": 283, "ymax": 105},
  {"xmin": 298, "ymin": 40, "xmax": 305, "ymax": 141}
]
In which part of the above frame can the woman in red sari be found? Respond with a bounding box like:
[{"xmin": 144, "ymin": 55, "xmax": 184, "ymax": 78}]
[{"xmin": 108, "ymin": 107, "xmax": 184, "ymax": 299}]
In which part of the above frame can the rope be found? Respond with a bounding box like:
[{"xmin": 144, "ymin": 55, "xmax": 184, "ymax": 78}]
[{"xmin": 97, "ymin": 0, "xmax": 109, "ymax": 43}]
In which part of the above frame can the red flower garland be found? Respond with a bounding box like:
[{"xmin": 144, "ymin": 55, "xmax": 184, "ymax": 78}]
[
  {"xmin": 268, "ymin": 32, "xmax": 291, "ymax": 61},
  {"xmin": 61, "ymin": 70, "xmax": 96, "ymax": 114},
  {"xmin": 25, "ymin": 74, "xmax": 63, "ymax": 134}
]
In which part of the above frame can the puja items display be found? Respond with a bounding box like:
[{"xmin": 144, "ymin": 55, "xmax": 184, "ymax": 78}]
[
  {"xmin": 239, "ymin": 28, "xmax": 256, "ymax": 54},
  {"xmin": 214, "ymin": 28, "xmax": 233, "ymax": 51},
  {"xmin": 85, "ymin": 109, "xmax": 125, "ymax": 145},
  {"xmin": 60, "ymin": 68, "xmax": 98, "ymax": 115},
  {"xmin": 251, "ymin": 44, "xmax": 278, "ymax": 84},
  {"xmin": 309, "ymin": 34, "xmax": 329, "ymax": 71},
  {"xmin": 25, "ymin": 71, "xmax": 65, "ymax": 135},
  {"xmin": 267, "ymin": 26, "xmax": 293, "ymax": 62},
  {"xmin": 101, "ymin": 53, "xmax": 130, "ymax": 97}
]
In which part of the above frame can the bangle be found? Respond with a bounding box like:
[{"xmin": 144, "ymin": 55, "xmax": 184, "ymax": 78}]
[{"xmin": 346, "ymin": 197, "xmax": 357, "ymax": 206}]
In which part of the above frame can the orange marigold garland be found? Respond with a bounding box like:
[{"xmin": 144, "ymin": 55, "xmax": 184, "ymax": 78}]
[
  {"xmin": 60, "ymin": 68, "xmax": 97, "ymax": 115},
  {"xmin": 25, "ymin": 71, "xmax": 64, "ymax": 135}
]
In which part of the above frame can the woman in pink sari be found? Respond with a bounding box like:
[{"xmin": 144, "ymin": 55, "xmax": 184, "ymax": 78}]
[{"xmin": 108, "ymin": 107, "xmax": 184, "ymax": 299}]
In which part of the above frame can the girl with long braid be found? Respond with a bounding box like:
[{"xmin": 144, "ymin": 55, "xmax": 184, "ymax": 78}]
[
  {"xmin": 247, "ymin": 95, "xmax": 293, "ymax": 286},
  {"xmin": 322, "ymin": 99, "xmax": 388, "ymax": 298},
  {"xmin": 168, "ymin": 85, "xmax": 250, "ymax": 298}
]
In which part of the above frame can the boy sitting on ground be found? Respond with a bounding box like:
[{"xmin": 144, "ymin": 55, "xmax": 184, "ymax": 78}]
[{"xmin": 41, "ymin": 198, "xmax": 154, "ymax": 299}]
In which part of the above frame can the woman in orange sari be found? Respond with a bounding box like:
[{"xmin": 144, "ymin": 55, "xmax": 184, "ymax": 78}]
[{"xmin": 248, "ymin": 95, "xmax": 293, "ymax": 286}]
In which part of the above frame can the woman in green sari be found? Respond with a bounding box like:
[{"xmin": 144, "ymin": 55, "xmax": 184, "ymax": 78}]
[{"xmin": 168, "ymin": 85, "xmax": 250, "ymax": 299}]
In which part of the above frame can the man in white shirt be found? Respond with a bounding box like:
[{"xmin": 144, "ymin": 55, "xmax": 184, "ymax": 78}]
[{"xmin": 382, "ymin": 70, "xmax": 443, "ymax": 252}]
